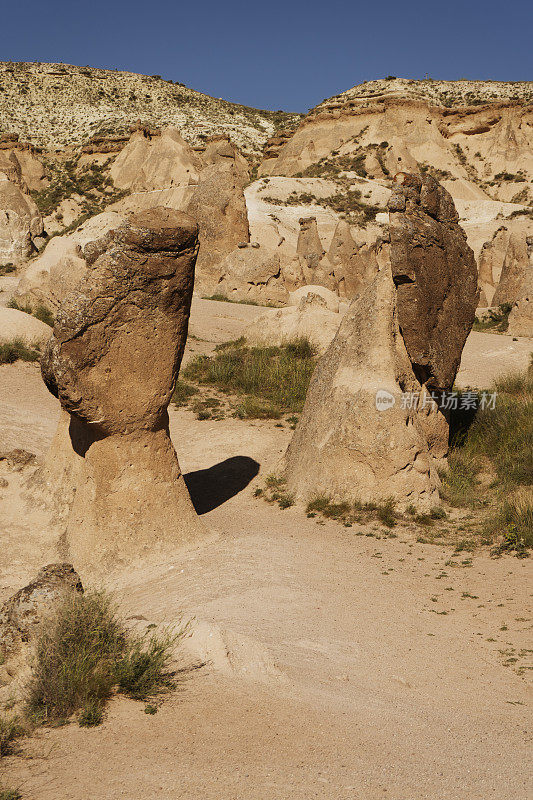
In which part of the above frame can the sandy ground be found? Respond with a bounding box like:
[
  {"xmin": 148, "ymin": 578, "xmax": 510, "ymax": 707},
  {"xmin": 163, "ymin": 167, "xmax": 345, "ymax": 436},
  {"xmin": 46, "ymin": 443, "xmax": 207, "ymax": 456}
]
[{"xmin": 0, "ymin": 299, "xmax": 532, "ymax": 800}]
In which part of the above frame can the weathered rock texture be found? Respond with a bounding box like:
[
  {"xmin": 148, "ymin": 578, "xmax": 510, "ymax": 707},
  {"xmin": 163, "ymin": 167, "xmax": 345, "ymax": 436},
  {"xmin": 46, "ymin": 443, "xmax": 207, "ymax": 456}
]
[
  {"xmin": 16, "ymin": 211, "xmax": 124, "ymax": 312},
  {"xmin": 244, "ymin": 290, "xmax": 341, "ymax": 354},
  {"xmin": 0, "ymin": 173, "xmax": 43, "ymax": 265},
  {"xmin": 507, "ymin": 270, "xmax": 533, "ymax": 337},
  {"xmin": 280, "ymin": 174, "xmax": 478, "ymax": 508},
  {"xmin": 0, "ymin": 563, "xmax": 83, "ymax": 655},
  {"xmin": 38, "ymin": 207, "xmax": 204, "ymax": 567},
  {"xmin": 389, "ymin": 172, "xmax": 479, "ymax": 390},
  {"xmin": 491, "ymin": 234, "xmax": 532, "ymax": 307},
  {"xmin": 186, "ymin": 137, "xmax": 250, "ymax": 293}
]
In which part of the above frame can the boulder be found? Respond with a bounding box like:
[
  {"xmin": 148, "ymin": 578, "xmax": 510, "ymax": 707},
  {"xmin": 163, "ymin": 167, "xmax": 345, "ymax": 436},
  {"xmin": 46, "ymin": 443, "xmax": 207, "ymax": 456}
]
[
  {"xmin": 280, "ymin": 174, "xmax": 478, "ymax": 509},
  {"xmin": 15, "ymin": 211, "xmax": 124, "ymax": 312},
  {"xmin": 507, "ymin": 270, "xmax": 533, "ymax": 337},
  {"xmin": 0, "ymin": 306, "xmax": 52, "ymax": 347},
  {"xmin": 186, "ymin": 136, "xmax": 250, "ymax": 292},
  {"xmin": 38, "ymin": 208, "xmax": 204, "ymax": 568},
  {"xmin": 0, "ymin": 174, "xmax": 43, "ymax": 266},
  {"xmin": 214, "ymin": 245, "xmax": 289, "ymax": 306},
  {"xmin": 244, "ymin": 292, "xmax": 341, "ymax": 354}
]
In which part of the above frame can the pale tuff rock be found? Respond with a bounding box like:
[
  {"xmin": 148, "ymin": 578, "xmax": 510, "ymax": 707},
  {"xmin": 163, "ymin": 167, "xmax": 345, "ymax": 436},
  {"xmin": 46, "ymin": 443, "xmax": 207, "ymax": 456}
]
[
  {"xmin": 326, "ymin": 220, "xmax": 379, "ymax": 299},
  {"xmin": 38, "ymin": 207, "xmax": 204, "ymax": 568},
  {"xmin": 0, "ymin": 174, "xmax": 43, "ymax": 265},
  {"xmin": 109, "ymin": 127, "xmax": 200, "ymax": 192},
  {"xmin": 244, "ymin": 290, "xmax": 341, "ymax": 354},
  {"xmin": 491, "ymin": 234, "xmax": 532, "ymax": 307},
  {"xmin": 186, "ymin": 136, "xmax": 250, "ymax": 293},
  {"xmin": 15, "ymin": 211, "xmax": 124, "ymax": 312},
  {"xmin": 507, "ymin": 270, "xmax": 533, "ymax": 338},
  {"xmin": 280, "ymin": 267, "xmax": 440, "ymax": 508},
  {"xmin": 288, "ymin": 285, "xmax": 340, "ymax": 312},
  {"xmin": 280, "ymin": 174, "xmax": 478, "ymax": 509}
]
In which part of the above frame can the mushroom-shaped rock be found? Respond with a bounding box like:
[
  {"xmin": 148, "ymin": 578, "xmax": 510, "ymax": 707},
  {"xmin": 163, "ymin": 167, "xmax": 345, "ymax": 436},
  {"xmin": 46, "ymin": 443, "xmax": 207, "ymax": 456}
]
[{"xmin": 39, "ymin": 208, "xmax": 204, "ymax": 567}]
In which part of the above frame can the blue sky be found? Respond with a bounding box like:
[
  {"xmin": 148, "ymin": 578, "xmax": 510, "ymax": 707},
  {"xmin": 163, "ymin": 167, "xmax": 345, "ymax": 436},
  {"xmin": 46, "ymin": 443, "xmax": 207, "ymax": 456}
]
[{"xmin": 1, "ymin": 0, "xmax": 531, "ymax": 112}]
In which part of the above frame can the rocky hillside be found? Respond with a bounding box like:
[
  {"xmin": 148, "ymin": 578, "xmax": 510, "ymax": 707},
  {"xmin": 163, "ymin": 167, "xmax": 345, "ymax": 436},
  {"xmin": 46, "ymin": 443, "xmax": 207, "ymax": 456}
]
[
  {"xmin": 314, "ymin": 77, "xmax": 533, "ymax": 111},
  {"xmin": 0, "ymin": 62, "xmax": 301, "ymax": 157},
  {"xmin": 261, "ymin": 78, "xmax": 533, "ymax": 206}
]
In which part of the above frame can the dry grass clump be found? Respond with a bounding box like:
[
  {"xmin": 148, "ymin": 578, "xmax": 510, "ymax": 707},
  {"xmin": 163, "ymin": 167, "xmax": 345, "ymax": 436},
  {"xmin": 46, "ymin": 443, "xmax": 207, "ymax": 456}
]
[
  {"xmin": 306, "ymin": 496, "xmax": 398, "ymax": 528},
  {"xmin": 0, "ymin": 338, "xmax": 40, "ymax": 365},
  {"xmin": 0, "ymin": 715, "xmax": 24, "ymax": 757},
  {"xmin": 254, "ymin": 475, "xmax": 294, "ymax": 509},
  {"xmin": 440, "ymin": 368, "xmax": 533, "ymax": 554},
  {"xmin": 26, "ymin": 590, "xmax": 184, "ymax": 727},
  {"xmin": 180, "ymin": 338, "xmax": 317, "ymax": 419},
  {"xmin": 7, "ymin": 298, "xmax": 54, "ymax": 327}
]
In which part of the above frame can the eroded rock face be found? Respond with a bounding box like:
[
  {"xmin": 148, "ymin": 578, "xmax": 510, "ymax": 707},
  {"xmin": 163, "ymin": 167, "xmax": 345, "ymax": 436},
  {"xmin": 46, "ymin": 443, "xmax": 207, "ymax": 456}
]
[
  {"xmin": 0, "ymin": 174, "xmax": 43, "ymax": 265},
  {"xmin": 507, "ymin": 270, "xmax": 533, "ymax": 337},
  {"xmin": 39, "ymin": 207, "xmax": 204, "ymax": 567},
  {"xmin": 15, "ymin": 211, "xmax": 124, "ymax": 312},
  {"xmin": 187, "ymin": 136, "xmax": 250, "ymax": 292},
  {"xmin": 280, "ymin": 173, "xmax": 478, "ymax": 508},
  {"xmin": 492, "ymin": 234, "xmax": 532, "ymax": 307},
  {"xmin": 389, "ymin": 172, "xmax": 479, "ymax": 390}
]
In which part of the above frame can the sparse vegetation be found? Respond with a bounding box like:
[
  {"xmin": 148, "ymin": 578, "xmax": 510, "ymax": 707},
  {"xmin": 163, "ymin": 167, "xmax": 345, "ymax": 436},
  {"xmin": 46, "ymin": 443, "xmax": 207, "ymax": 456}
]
[
  {"xmin": 305, "ymin": 496, "xmax": 398, "ymax": 528},
  {"xmin": 8, "ymin": 298, "xmax": 54, "ymax": 327},
  {"xmin": 440, "ymin": 368, "xmax": 533, "ymax": 554},
  {"xmin": 181, "ymin": 338, "xmax": 317, "ymax": 419},
  {"xmin": 0, "ymin": 338, "xmax": 40, "ymax": 365},
  {"xmin": 0, "ymin": 715, "xmax": 23, "ymax": 757},
  {"xmin": 473, "ymin": 303, "xmax": 512, "ymax": 333},
  {"xmin": 26, "ymin": 590, "xmax": 185, "ymax": 726}
]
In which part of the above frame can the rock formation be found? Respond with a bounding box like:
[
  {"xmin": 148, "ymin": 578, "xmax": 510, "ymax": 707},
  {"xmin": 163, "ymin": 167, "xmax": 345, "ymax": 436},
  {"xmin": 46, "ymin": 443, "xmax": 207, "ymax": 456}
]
[
  {"xmin": 491, "ymin": 234, "xmax": 532, "ymax": 307},
  {"xmin": 244, "ymin": 290, "xmax": 342, "ymax": 354},
  {"xmin": 507, "ymin": 270, "xmax": 533, "ymax": 337},
  {"xmin": 186, "ymin": 136, "xmax": 250, "ymax": 293},
  {"xmin": 0, "ymin": 173, "xmax": 43, "ymax": 265},
  {"xmin": 15, "ymin": 211, "xmax": 124, "ymax": 312},
  {"xmin": 0, "ymin": 564, "xmax": 83, "ymax": 656},
  {"xmin": 327, "ymin": 220, "xmax": 379, "ymax": 299},
  {"xmin": 110, "ymin": 127, "xmax": 200, "ymax": 193},
  {"xmin": 280, "ymin": 174, "xmax": 478, "ymax": 509},
  {"xmin": 38, "ymin": 207, "xmax": 204, "ymax": 568}
]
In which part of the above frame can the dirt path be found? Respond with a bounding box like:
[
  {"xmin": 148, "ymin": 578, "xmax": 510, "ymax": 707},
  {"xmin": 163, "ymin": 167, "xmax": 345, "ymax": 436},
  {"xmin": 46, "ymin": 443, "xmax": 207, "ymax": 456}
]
[{"xmin": 0, "ymin": 302, "xmax": 532, "ymax": 800}]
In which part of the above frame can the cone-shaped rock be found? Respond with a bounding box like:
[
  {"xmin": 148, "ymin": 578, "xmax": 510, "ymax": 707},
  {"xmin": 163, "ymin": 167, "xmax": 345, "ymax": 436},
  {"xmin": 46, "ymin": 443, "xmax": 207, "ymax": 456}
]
[{"xmin": 280, "ymin": 174, "xmax": 478, "ymax": 509}]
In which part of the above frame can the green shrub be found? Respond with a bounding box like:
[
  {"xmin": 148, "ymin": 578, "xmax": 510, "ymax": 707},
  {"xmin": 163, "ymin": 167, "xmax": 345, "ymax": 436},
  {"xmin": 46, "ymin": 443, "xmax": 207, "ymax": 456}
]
[
  {"xmin": 26, "ymin": 590, "xmax": 185, "ymax": 726},
  {"xmin": 182, "ymin": 338, "xmax": 316, "ymax": 417},
  {"xmin": 0, "ymin": 338, "xmax": 40, "ymax": 365},
  {"xmin": 473, "ymin": 303, "xmax": 513, "ymax": 333},
  {"xmin": 0, "ymin": 788, "xmax": 22, "ymax": 800},
  {"xmin": 172, "ymin": 380, "xmax": 199, "ymax": 407},
  {"xmin": 7, "ymin": 298, "xmax": 54, "ymax": 327}
]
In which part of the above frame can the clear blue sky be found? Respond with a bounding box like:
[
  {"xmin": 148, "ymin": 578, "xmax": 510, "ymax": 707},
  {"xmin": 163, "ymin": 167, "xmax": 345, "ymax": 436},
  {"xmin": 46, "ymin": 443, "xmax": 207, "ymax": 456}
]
[{"xmin": 2, "ymin": 0, "xmax": 531, "ymax": 112}]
